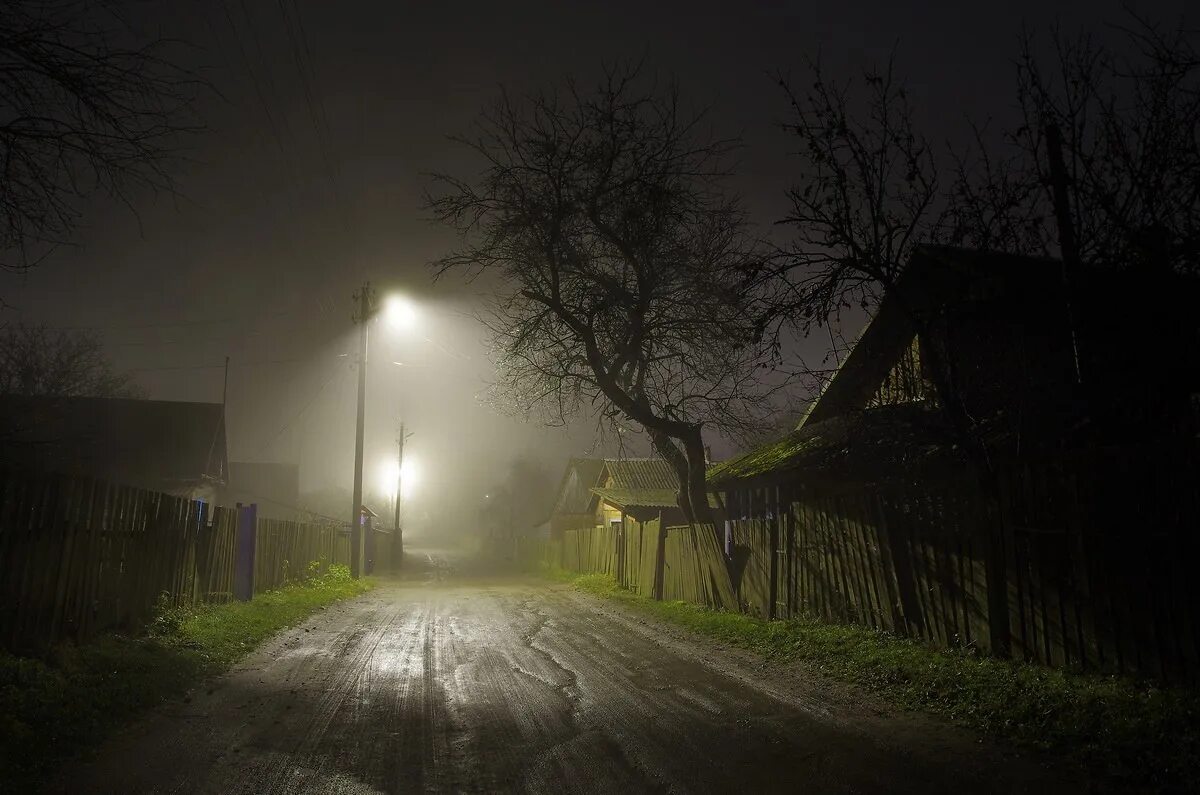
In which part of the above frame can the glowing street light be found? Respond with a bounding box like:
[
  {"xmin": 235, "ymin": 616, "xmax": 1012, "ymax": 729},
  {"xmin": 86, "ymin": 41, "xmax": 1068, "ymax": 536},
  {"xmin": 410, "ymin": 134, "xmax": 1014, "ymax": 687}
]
[
  {"xmin": 348, "ymin": 286, "xmax": 420, "ymax": 579},
  {"xmin": 383, "ymin": 294, "xmax": 418, "ymax": 331},
  {"xmin": 378, "ymin": 457, "xmax": 419, "ymax": 502}
]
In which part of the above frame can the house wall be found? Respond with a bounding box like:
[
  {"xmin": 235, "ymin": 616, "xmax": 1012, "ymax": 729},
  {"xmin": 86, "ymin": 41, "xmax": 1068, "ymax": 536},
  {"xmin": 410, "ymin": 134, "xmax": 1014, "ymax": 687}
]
[{"xmin": 596, "ymin": 500, "xmax": 622, "ymax": 528}]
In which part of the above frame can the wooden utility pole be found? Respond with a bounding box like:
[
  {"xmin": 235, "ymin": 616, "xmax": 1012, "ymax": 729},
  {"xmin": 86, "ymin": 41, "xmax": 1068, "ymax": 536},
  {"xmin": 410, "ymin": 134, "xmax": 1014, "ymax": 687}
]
[
  {"xmin": 349, "ymin": 282, "xmax": 372, "ymax": 579},
  {"xmin": 1044, "ymin": 123, "xmax": 1084, "ymax": 385},
  {"xmin": 395, "ymin": 423, "xmax": 412, "ymax": 566}
]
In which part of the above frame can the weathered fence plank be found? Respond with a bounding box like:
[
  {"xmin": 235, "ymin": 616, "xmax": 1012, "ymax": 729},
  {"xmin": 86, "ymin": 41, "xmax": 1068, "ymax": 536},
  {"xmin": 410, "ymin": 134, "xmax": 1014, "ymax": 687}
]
[{"xmin": 0, "ymin": 469, "xmax": 361, "ymax": 651}]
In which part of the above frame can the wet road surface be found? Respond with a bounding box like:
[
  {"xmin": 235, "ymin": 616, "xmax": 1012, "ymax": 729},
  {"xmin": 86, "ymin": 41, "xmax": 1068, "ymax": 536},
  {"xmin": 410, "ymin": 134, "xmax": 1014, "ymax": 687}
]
[{"xmin": 57, "ymin": 554, "xmax": 1075, "ymax": 794}]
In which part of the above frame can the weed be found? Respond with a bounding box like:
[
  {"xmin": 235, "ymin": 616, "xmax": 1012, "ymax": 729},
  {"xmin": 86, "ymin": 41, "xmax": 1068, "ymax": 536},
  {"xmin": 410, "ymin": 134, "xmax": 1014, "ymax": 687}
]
[
  {"xmin": 566, "ymin": 572, "xmax": 1200, "ymax": 791},
  {"xmin": 0, "ymin": 562, "xmax": 372, "ymax": 789}
]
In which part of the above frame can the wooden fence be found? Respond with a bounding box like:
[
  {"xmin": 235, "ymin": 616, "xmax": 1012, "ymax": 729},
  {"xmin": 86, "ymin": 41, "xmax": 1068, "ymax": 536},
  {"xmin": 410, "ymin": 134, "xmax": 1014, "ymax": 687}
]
[
  {"xmin": 725, "ymin": 442, "xmax": 1200, "ymax": 681},
  {"xmin": 520, "ymin": 519, "xmax": 736, "ymax": 610},
  {"xmin": 522, "ymin": 442, "xmax": 1199, "ymax": 681},
  {"xmin": 0, "ymin": 469, "xmax": 367, "ymax": 651}
]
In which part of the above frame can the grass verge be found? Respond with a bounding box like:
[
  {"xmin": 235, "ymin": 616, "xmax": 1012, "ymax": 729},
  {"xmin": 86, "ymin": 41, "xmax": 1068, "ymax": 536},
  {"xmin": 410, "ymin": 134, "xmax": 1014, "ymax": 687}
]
[
  {"xmin": 568, "ymin": 572, "xmax": 1199, "ymax": 791},
  {"xmin": 0, "ymin": 564, "xmax": 372, "ymax": 789}
]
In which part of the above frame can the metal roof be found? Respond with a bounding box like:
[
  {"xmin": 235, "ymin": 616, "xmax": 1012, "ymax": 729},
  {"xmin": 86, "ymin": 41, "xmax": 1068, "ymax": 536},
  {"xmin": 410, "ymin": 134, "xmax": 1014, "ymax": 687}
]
[
  {"xmin": 589, "ymin": 486, "xmax": 720, "ymax": 511},
  {"xmin": 601, "ymin": 458, "xmax": 679, "ymax": 490}
]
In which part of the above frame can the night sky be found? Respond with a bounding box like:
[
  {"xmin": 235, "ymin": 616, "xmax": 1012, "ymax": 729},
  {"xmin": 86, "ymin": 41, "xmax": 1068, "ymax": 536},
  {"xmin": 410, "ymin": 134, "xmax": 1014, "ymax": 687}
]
[{"xmin": 1, "ymin": 0, "xmax": 1192, "ymax": 529}]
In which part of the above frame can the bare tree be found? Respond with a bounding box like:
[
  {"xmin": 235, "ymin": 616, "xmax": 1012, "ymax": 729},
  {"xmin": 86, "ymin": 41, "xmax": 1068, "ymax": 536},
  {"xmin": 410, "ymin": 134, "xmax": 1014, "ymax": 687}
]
[
  {"xmin": 1011, "ymin": 16, "xmax": 1200, "ymax": 275},
  {"xmin": 0, "ymin": 323, "xmax": 144, "ymax": 398},
  {"xmin": 772, "ymin": 57, "xmax": 946, "ymax": 327},
  {"xmin": 768, "ymin": 16, "xmax": 1200, "ymax": 656},
  {"xmin": 427, "ymin": 63, "xmax": 779, "ymax": 531},
  {"xmin": 768, "ymin": 56, "xmax": 991, "ymax": 440},
  {"xmin": 0, "ymin": 0, "xmax": 200, "ymax": 271}
]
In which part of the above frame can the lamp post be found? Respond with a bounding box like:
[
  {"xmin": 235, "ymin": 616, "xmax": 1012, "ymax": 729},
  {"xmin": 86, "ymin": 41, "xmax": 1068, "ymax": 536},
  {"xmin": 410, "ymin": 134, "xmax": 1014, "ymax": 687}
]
[
  {"xmin": 395, "ymin": 423, "xmax": 413, "ymax": 565},
  {"xmin": 349, "ymin": 289, "xmax": 420, "ymax": 579},
  {"xmin": 349, "ymin": 281, "xmax": 374, "ymax": 579}
]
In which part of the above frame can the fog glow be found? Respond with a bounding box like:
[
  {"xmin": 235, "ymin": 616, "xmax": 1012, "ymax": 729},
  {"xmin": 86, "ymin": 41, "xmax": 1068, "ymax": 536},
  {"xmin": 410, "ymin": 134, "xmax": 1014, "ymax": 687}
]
[
  {"xmin": 384, "ymin": 295, "xmax": 418, "ymax": 331},
  {"xmin": 379, "ymin": 457, "xmax": 418, "ymax": 500}
]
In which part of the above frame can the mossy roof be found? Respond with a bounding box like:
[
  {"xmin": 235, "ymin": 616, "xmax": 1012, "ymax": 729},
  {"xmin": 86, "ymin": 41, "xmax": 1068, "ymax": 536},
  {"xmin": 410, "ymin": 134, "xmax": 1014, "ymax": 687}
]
[{"xmin": 708, "ymin": 406, "xmax": 958, "ymax": 487}]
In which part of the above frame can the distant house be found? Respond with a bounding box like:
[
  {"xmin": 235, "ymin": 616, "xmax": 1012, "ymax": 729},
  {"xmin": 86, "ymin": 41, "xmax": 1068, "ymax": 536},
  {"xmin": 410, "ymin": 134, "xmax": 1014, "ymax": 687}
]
[
  {"xmin": 588, "ymin": 457, "xmax": 720, "ymax": 531},
  {"xmin": 0, "ymin": 395, "xmax": 227, "ymax": 503},
  {"xmin": 542, "ymin": 458, "xmax": 606, "ymax": 540},
  {"xmin": 228, "ymin": 461, "xmax": 300, "ymax": 520}
]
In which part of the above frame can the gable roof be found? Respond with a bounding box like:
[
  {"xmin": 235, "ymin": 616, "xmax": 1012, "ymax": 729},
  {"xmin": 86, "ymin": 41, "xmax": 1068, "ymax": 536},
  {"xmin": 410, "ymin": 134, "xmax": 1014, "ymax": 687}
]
[
  {"xmin": 712, "ymin": 245, "xmax": 1200, "ymax": 489},
  {"xmin": 707, "ymin": 405, "xmax": 961, "ymax": 487},
  {"xmin": 711, "ymin": 247, "xmax": 1086, "ymax": 488},
  {"xmin": 801, "ymin": 246, "xmax": 1064, "ymax": 428},
  {"xmin": 549, "ymin": 457, "xmax": 607, "ymax": 516},
  {"xmin": 0, "ymin": 395, "xmax": 227, "ymax": 491},
  {"xmin": 601, "ymin": 457, "xmax": 679, "ymax": 490}
]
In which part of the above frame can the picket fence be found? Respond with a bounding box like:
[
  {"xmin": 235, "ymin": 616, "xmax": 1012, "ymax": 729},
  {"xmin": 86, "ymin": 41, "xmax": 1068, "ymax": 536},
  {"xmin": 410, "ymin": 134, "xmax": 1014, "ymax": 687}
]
[
  {"xmin": 521, "ymin": 519, "xmax": 735, "ymax": 610},
  {"xmin": 0, "ymin": 469, "xmax": 375, "ymax": 651},
  {"xmin": 521, "ymin": 442, "xmax": 1200, "ymax": 682}
]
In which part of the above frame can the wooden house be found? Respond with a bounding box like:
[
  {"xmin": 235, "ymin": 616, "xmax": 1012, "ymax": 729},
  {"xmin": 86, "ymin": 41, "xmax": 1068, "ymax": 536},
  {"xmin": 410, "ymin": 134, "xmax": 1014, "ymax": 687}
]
[
  {"xmin": 0, "ymin": 395, "xmax": 228, "ymax": 504},
  {"xmin": 706, "ymin": 246, "xmax": 1200, "ymax": 678},
  {"xmin": 588, "ymin": 457, "xmax": 719, "ymax": 530},
  {"xmin": 542, "ymin": 458, "xmax": 606, "ymax": 540}
]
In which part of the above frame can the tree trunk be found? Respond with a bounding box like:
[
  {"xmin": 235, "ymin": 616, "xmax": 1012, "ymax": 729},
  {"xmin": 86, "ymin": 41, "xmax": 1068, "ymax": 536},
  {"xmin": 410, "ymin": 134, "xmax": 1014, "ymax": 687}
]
[
  {"xmin": 649, "ymin": 429, "xmax": 696, "ymax": 524},
  {"xmin": 652, "ymin": 514, "xmax": 668, "ymax": 601},
  {"xmin": 648, "ymin": 431, "xmax": 689, "ymax": 601},
  {"xmin": 679, "ymin": 423, "xmax": 717, "ymax": 531}
]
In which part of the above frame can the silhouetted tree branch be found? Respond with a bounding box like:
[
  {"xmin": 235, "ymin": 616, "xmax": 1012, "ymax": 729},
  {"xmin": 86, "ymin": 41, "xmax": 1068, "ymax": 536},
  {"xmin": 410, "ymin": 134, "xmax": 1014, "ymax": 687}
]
[
  {"xmin": 0, "ymin": 0, "xmax": 202, "ymax": 271},
  {"xmin": 427, "ymin": 63, "xmax": 782, "ymax": 531},
  {"xmin": 1012, "ymin": 16, "xmax": 1200, "ymax": 274},
  {"xmin": 0, "ymin": 323, "xmax": 144, "ymax": 398}
]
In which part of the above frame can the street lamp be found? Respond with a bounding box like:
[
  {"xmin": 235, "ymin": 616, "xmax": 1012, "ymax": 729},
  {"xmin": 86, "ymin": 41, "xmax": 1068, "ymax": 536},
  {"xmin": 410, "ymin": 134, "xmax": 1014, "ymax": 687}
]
[
  {"xmin": 348, "ymin": 285, "xmax": 419, "ymax": 579},
  {"xmin": 384, "ymin": 295, "xmax": 418, "ymax": 331}
]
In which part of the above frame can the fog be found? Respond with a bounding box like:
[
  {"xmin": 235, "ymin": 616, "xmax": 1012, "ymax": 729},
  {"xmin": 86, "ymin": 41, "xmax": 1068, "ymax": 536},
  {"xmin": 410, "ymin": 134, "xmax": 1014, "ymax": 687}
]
[{"xmin": 0, "ymin": 0, "xmax": 1191, "ymax": 546}]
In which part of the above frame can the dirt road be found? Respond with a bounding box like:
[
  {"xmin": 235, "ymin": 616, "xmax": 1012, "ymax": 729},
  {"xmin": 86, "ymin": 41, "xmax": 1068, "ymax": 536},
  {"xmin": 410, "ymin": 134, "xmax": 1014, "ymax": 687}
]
[{"xmin": 56, "ymin": 553, "xmax": 1075, "ymax": 794}]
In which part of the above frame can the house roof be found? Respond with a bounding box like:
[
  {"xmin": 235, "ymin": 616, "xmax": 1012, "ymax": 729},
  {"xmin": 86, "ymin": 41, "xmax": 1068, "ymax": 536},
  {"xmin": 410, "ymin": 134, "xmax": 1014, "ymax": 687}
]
[
  {"xmin": 601, "ymin": 457, "xmax": 680, "ymax": 490},
  {"xmin": 801, "ymin": 246, "xmax": 1066, "ymax": 428},
  {"xmin": 590, "ymin": 486, "xmax": 720, "ymax": 511},
  {"xmin": 803, "ymin": 245, "xmax": 1200, "ymax": 430},
  {"xmin": 710, "ymin": 245, "xmax": 1155, "ymax": 488},
  {"xmin": 0, "ymin": 395, "xmax": 227, "ymax": 491},
  {"xmin": 708, "ymin": 405, "xmax": 962, "ymax": 487},
  {"xmin": 550, "ymin": 457, "xmax": 607, "ymax": 516}
]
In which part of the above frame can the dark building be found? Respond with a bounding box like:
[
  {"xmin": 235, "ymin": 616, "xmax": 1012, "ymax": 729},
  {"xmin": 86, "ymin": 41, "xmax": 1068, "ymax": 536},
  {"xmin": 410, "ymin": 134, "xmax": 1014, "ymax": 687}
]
[{"xmin": 0, "ymin": 395, "xmax": 227, "ymax": 504}]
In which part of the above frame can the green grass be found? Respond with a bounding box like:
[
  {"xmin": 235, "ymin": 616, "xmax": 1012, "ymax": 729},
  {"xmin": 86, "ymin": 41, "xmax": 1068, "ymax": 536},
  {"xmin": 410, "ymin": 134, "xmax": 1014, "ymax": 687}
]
[
  {"xmin": 0, "ymin": 564, "xmax": 372, "ymax": 789},
  {"xmin": 569, "ymin": 572, "xmax": 1200, "ymax": 791}
]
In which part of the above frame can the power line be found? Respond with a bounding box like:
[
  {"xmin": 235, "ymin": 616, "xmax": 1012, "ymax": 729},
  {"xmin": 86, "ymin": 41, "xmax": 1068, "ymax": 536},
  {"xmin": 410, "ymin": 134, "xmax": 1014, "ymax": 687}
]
[
  {"xmin": 275, "ymin": 0, "xmax": 353, "ymax": 245},
  {"xmin": 219, "ymin": 0, "xmax": 291, "ymax": 158},
  {"xmin": 255, "ymin": 361, "xmax": 348, "ymax": 456},
  {"xmin": 222, "ymin": 485, "xmax": 345, "ymax": 525},
  {"xmin": 12, "ymin": 310, "xmax": 297, "ymax": 332},
  {"xmin": 128, "ymin": 357, "xmax": 307, "ymax": 372}
]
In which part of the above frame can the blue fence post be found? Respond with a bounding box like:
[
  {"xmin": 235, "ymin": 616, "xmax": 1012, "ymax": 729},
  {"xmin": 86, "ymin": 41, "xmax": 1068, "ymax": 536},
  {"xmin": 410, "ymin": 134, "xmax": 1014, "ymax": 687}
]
[{"xmin": 234, "ymin": 503, "xmax": 258, "ymax": 601}]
